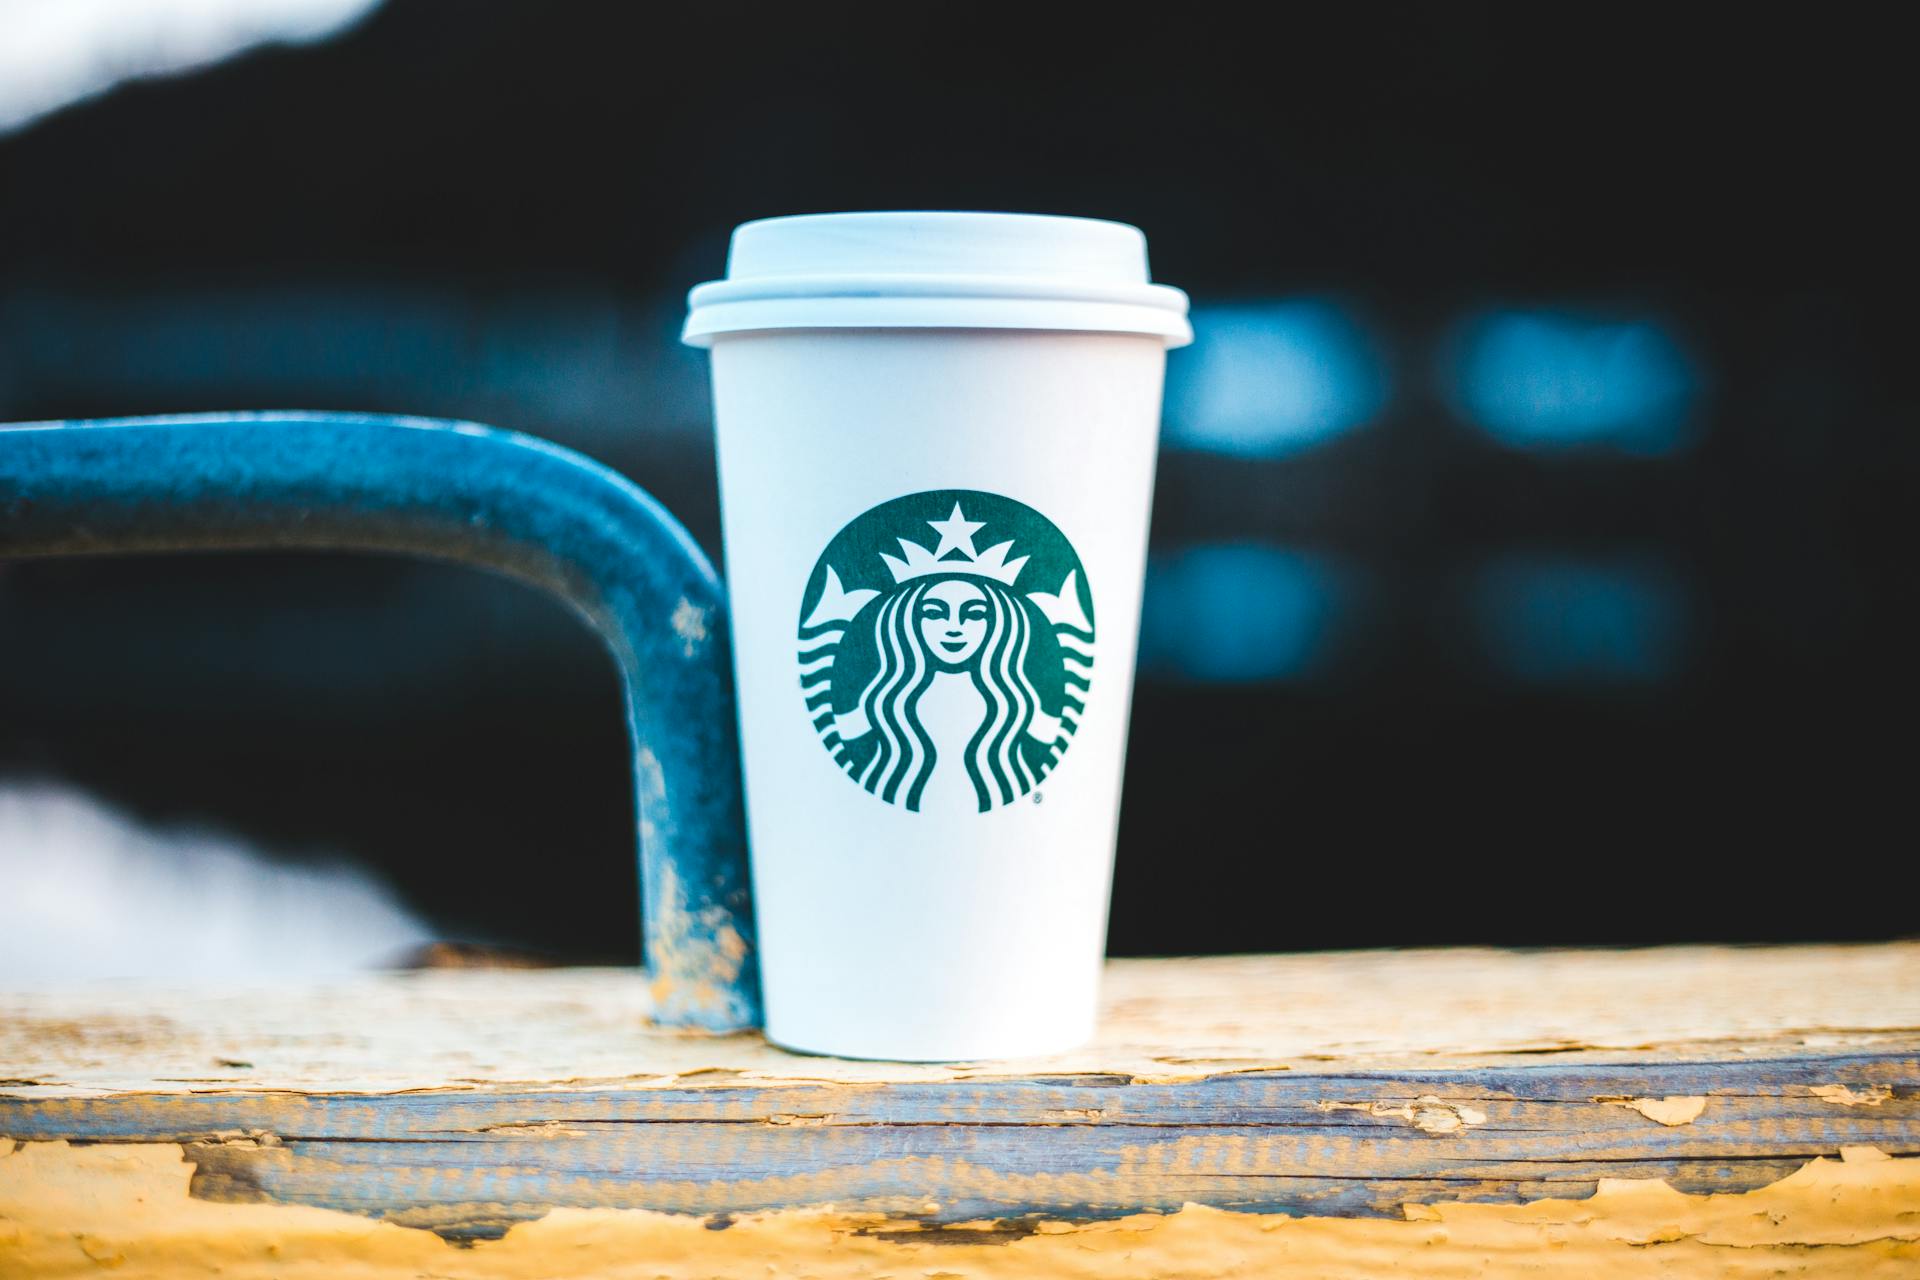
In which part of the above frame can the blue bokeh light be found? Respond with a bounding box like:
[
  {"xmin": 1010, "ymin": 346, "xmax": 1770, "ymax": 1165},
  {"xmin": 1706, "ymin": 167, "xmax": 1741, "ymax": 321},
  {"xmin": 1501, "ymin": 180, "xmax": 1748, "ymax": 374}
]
[
  {"xmin": 1140, "ymin": 544, "xmax": 1344, "ymax": 682},
  {"xmin": 1471, "ymin": 554, "xmax": 1686, "ymax": 684},
  {"xmin": 1446, "ymin": 309, "xmax": 1700, "ymax": 455},
  {"xmin": 1163, "ymin": 301, "xmax": 1389, "ymax": 458}
]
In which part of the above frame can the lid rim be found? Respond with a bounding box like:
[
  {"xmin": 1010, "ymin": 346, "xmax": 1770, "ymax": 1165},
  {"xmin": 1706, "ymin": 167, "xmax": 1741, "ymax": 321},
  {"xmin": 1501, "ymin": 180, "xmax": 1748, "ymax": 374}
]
[
  {"xmin": 683, "ymin": 294, "xmax": 1194, "ymax": 349},
  {"xmin": 688, "ymin": 273, "xmax": 1189, "ymax": 312}
]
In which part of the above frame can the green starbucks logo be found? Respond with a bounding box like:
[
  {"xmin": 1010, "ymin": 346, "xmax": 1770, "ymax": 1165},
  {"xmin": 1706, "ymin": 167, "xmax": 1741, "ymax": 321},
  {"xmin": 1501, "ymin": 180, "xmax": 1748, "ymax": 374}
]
[{"xmin": 798, "ymin": 490, "xmax": 1094, "ymax": 813}]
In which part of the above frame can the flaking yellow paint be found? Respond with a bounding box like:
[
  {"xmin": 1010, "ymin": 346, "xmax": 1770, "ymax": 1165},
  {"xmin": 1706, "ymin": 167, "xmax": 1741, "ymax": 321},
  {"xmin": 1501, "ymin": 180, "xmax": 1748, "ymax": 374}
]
[
  {"xmin": 3, "ymin": 1140, "xmax": 1916, "ymax": 1279},
  {"xmin": 1813, "ymin": 1083, "xmax": 1895, "ymax": 1107},
  {"xmin": 1600, "ymin": 1094, "xmax": 1709, "ymax": 1126}
]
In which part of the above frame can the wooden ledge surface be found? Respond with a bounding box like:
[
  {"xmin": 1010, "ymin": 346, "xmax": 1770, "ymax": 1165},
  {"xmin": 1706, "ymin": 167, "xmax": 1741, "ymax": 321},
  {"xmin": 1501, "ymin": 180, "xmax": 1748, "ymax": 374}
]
[
  {"xmin": 4, "ymin": 943, "xmax": 1918, "ymax": 1093},
  {"xmin": 3, "ymin": 944, "xmax": 1918, "ymax": 1273}
]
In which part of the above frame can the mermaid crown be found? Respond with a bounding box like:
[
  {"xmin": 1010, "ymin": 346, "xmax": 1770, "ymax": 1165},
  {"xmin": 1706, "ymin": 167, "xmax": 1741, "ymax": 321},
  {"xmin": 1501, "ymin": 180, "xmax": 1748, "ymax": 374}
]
[{"xmin": 880, "ymin": 502, "xmax": 1029, "ymax": 586}]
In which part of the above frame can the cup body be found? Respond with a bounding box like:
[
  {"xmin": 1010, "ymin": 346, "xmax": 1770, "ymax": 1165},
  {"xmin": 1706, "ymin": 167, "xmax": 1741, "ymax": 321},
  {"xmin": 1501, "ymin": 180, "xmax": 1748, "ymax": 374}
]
[{"xmin": 710, "ymin": 327, "xmax": 1167, "ymax": 1059}]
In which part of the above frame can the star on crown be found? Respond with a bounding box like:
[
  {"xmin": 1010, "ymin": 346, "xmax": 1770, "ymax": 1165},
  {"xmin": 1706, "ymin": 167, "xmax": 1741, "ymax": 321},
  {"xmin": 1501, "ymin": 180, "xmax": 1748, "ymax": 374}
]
[{"xmin": 881, "ymin": 501, "xmax": 1030, "ymax": 586}]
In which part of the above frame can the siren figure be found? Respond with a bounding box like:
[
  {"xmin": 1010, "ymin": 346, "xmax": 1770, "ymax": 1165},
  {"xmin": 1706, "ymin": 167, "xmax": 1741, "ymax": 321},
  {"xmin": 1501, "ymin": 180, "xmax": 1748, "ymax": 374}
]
[{"xmin": 799, "ymin": 499, "xmax": 1093, "ymax": 813}]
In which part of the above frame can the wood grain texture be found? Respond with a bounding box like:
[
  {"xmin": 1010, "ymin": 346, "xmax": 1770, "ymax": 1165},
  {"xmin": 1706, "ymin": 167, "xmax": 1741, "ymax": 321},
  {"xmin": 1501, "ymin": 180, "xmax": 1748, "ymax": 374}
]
[{"xmin": 3, "ymin": 945, "xmax": 1917, "ymax": 1269}]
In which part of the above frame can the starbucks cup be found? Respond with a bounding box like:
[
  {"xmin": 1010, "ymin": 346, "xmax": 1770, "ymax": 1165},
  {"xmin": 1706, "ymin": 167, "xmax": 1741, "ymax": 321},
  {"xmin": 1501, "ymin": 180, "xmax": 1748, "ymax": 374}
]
[{"xmin": 685, "ymin": 212, "xmax": 1190, "ymax": 1060}]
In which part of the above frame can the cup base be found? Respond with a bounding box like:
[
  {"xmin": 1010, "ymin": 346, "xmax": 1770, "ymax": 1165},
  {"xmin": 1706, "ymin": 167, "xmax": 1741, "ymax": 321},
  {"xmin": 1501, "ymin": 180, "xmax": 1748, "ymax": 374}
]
[{"xmin": 764, "ymin": 1022, "xmax": 1096, "ymax": 1065}]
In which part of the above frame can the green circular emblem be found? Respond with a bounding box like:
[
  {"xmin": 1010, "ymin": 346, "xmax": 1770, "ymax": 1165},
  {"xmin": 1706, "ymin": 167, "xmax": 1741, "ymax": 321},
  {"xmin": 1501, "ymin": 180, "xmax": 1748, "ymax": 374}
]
[{"xmin": 798, "ymin": 490, "xmax": 1095, "ymax": 813}]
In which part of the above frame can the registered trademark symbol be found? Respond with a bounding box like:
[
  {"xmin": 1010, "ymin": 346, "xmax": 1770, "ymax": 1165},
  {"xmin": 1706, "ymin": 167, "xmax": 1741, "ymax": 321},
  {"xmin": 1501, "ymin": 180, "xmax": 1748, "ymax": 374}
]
[{"xmin": 1033, "ymin": 791, "xmax": 1044, "ymax": 804}]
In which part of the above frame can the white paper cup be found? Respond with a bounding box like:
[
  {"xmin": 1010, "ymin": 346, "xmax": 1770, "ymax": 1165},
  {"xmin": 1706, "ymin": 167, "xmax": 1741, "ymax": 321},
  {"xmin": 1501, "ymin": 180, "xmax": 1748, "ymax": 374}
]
[{"xmin": 685, "ymin": 212, "xmax": 1190, "ymax": 1060}]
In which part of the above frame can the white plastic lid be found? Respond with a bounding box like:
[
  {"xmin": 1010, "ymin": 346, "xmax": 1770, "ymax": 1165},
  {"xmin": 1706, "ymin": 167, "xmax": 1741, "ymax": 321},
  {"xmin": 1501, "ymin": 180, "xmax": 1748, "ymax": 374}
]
[{"xmin": 682, "ymin": 212, "xmax": 1192, "ymax": 348}]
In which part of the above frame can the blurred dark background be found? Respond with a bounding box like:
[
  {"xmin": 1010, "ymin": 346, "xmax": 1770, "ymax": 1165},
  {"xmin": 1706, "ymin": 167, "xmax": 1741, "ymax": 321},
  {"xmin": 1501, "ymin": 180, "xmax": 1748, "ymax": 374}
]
[{"xmin": 1, "ymin": 3, "xmax": 1909, "ymax": 963}]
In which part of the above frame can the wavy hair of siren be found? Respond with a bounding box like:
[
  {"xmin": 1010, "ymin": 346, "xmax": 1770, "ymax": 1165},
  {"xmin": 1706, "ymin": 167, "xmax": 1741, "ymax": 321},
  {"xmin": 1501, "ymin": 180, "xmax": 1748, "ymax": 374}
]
[
  {"xmin": 850, "ymin": 582, "xmax": 938, "ymax": 809},
  {"xmin": 840, "ymin": 576, "xmax": 1057, "ymax": 812},
  {"xmin": 966, "ymin": 578, "xmax": 1038, "ymax": 810}
]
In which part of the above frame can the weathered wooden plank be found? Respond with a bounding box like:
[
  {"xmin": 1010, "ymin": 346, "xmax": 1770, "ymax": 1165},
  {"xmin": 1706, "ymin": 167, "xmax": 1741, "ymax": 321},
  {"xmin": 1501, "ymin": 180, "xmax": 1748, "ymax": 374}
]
[
  {"xmin": 6, "ymin": 1053, "xmax": 1916, "ymax": 1235},
  {"xmin": 9, "ymin": 1051, "xmax": 1916, "ymax": 1132},
  {"xmin": 3, "ymin": 946, "xmax": 1918, "ymax": 1272}
]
